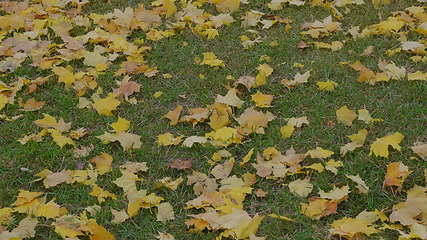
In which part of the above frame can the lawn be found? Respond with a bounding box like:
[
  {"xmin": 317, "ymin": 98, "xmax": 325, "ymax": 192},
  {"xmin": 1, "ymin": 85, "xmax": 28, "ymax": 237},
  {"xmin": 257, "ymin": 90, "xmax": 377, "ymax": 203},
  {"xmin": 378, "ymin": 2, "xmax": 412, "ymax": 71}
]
[{"xmin": 0, "ymin": 0, "xmax": 426, "ymax": 239}]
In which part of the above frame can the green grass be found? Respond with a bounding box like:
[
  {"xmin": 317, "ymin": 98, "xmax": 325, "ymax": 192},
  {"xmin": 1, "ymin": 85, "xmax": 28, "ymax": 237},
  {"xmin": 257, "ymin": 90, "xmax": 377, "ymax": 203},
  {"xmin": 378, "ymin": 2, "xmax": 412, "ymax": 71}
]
[{"xmin": 0, "ymin": 0, "xmax": 426, "ymax": 239}]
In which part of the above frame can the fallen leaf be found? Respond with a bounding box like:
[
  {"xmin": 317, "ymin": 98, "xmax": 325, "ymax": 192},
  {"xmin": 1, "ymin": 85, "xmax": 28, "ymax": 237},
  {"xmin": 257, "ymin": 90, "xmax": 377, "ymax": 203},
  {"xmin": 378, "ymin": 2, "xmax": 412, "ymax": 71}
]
[
  {"xmin": 89, "ymin": 153, "xmax": 113, "ymax": 175},
  {"xmin": 93, "ymin": 94, "xmax": 121, "ymax": 116},
  {"xmin": 319, "ymin": 186, "xmax": 350, "ymax": 200},
  {"xmin": 156, "ymin": 202, "xmax": 174, "ymax": 223},
  {"xmin": 163, "ymin": 105, "xmax": 183, "ymax": 126},
  {"xmin": 411, "ymin": 143, "xmax": 427, "ymax": 160},
  {"xmin": 280, "ymin": 124, "xmax": 295, "ymax": 138},
  {"xmin": 251, "ymin": 91, "xmax": 273, "ymax": 108},
  {"xmin": 340, "ymin": 129, "xmax": 368, "ymax": 156},
  {"xmin": 306, "ymin": 147, "xmax": 334, "ymax": 159},
  {"xmin": 111, "ymin": 209, "xmax": 129, "ymax": 224},
  {"xmin": 216, "ymin": 88, "xmax": 244, "ymax": 108},
  {"xmin": 182, "ymin": 136, "xmax": 207, "ymax": 147},
  {"xmin": 330, "ymin": 217, "xmax": 378, "ymax": 239},
  {"xmin": 255, "ymin": 64, "xmax": 273, "ymax": 86},
  {"xmin": 288, "ymin": 178, "xmax": 313, "ymax": 198},
  {"xmin": 156, "ymin": 232, "xmax": 176, "ymax": 240},
  {"xmin": 90, "ymin": 184, "xmax": 117, "ymax": 203},
  {"xmin": 281, "ymin": 71, "xmax": 310, "ymax": 88},
  {"xmin": 20, "ymin": 98, "xmax": 45, "ymax": 111},
  {"xmin": 111, "ymin": 117, "xmax": 130, "ymax": 133},
  {"xmin": 357, "ymin": 108, "xmax": 383, "ymax": 124},
  {"xmin": 97, "ymin": 132, "xmax": 142, "ymax": 150},
  {"xmin": 384, "ymin": 162, "xmax": 412, "ymax": 189},
  {"xmin": 408, "ymin": 71, "xmax": 427, "ymax": 81},
  {"xmin": 301, "ymin": 198, "xmax": 338, "ymax": 220},
  {"xmin": 157, "ymin": 132, "xmax": 183, "ymax": 146},
  {"xmin": 212, "ymin": 0, "xmax": 240, "ymax": 13},
  {"xmin": 346, "ymin": 175, "xmax": 369, "ymax": 194},
  {"xmin": 316, "ymin": 81, "xmax": 338, "ymax": 91},
  {"xmin": 167, "ymin": 159, "xmax": 192, "ymax": 170},
  {"xmin": 240, "ymin": 148, "xmax": 255, "ymax": 166},
  {"xmin": 336, "ymin": 106, "xmax": 357, "ymax": 126},
  {"xmin": 254, "ymin": 189, "xmax": 267, "ymax": 198},
  {"xmin": 211, "ymin": 158, "xmax": 234, "ymax": 179},
  {"xmin": 369, "ymin": 132, "xmax": 404, "ymax": 158},
  {"xmin": 200, "ymin": 52, "xmax": 225, "ymax": 67},
  {"xmin": 325, "ymin": 159, "xmax": 343, "ymax": 175}
]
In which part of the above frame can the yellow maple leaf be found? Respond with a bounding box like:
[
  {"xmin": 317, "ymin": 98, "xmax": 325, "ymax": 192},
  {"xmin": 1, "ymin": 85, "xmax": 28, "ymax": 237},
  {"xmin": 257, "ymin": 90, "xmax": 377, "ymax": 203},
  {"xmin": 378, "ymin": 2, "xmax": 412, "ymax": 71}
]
[
  {"xmin": 90, "ymin": 184, "xmax": 117, "ymax": 203},
  {"xmin": 54, "ymin": 215, "xmax": 84, "ymax": 238},
  {"xmin": 0, "ymin": 95, "xmax": 9, "ymax": 111},
  {"xmin": 86, "ymin": 219, "xmax": 116, "ymax": 240},
  {"xmin": 163, "ymin": 105, "xmax": 182, "ymax": 126},
  {"xmin": 35, "ymin": 200, "xmax": 67, "ymax": 219},
  {"xmin": 42, "ymin": 170, "xmax": 71, "ymax": 188},
  {"xmin": 330, "ymin": 217, "xmax": 378, "ymax": 239},
  {"xmin": 89, "ymin": 153, "xmax": 113, "ymax": 175},
  {"xmin": 340, "ymin": 129, "xmax": 368, "ymax": 156},
  {"xmin": 12, "ymin": 190, "xmax": 43, "ymax": 215},
  {"xmin": 34, "ymin": 113, "xmax": 71, "ymax": 131},
  {"xmin": 336, "ymin": 105, "xmax": 357, "ymax": 126},
  {"xmin": 111, "ymin": 117, "xmax": 130, "ymax": 133},
  {"xmin": 280, "ymin": 124, "xmax": 295, "ymax": 138},
  {"xmin": 152, "ymin": 0, "xmax": 177, "ymax": 16},
  {"xmin": 48, "ymin": 129, "xmax": 75, "ymax": 148},
  {"xmin": 312, "ymin": 41, "xmax": 343, "ymax": 51},
  {"xmin": 111, "ymin": 209, "xmax": 129, "ymax": 224},
  {"xmin": 369, "ymin": 132, "xmax": 404, "ymax": 158},
  {"xmin": 200, "ymin": 52, "xmax": 225, "ymax": 67},
  {"xmin": 236, "ymin": 107, "xmax": 275, "ymax": 135},
  {"xmin": 155, "ymin": 177, "xmax": 183, "ymax": 190},
  {"xmin": 0, "ymin": 207, "xmax": 13, "ymax": 224},
  {"xmin": 97, "ymin": 132, "xmax": 142, "ymax": 150},
  {"xmin": 233, "ymin": 214, "xmax": 265, "ymax": 239},
  {"xmin": 215, "ymin": 88, "xmax": 244, "ymax": 108},
  {"xmin": 156, "ymin": 232, "xmax": 176, "ymax": 240},
  {"xmin": 212, "ymin": 0, "xmax": 240, "ymax": 13},
  {"xmin": 357, "ymin": 109, "xmax": 383, "ymax": 124},
  {"xmin": 255, "ymin": 64, "xmax": 273, "ymax": 86},
  {"xmin": 317, "ymin": 80, "xmax": 338, "ymax": 91},
  {"xmin": 288, "ymin": 178, "xmax": 313, "ymax": 197},
  {"xmin": 383, "ymin": 162, "xmax": 412, "ymax": 188},
  {"xmin": 211, "ymin": 158, "xmax": 235, "ymax": 179},
  {"xmin": 182, "ymin": 136, "xmax": 207, "ymax": 147},
  {"xmin": 6, "ymin": 217, "xmax": 38, "ymax": 239},
  {"xmin": 153, "ymin": 91, "xmax": 163, "ymax": 98},
  {"xmin": 52, "ymin": 66, "xmax": 81, "ymax": 86},
  {"xmin": 113, "ymin": 170, "xmax": 139, "ymax": 195},
  {"xmin": 251, "ymin": 91, "xmax": 273, "ymax": 108},
  {"xmin": 325, "ymin": 159, "xmax": 343, "ymax": 175},
  {"xmin": 156, "ymin": 202, "xmax": 174, "ymax": 223},
  {"xmin": 319, "ymin": 186, "xmax": 350, "ymax": 200},
  {"xmin": 306, "ymin": 147, "xmax": 334, "ymax": 159},
  {"xmin": 411, "ymin": 143, "xmax": 427, "ymax": 160},
  {"xmin": 346, "ymin": 175, "xmax": 370, "ymax": 194},
  {"xmin": 92, "ymin": 94, "xmax": 120, "ymax": 116},
  {"xmin": 301, "ymin": 198, "xmax": 337, "ymax": 220},
  {"xmin": 83, "ymin": 51, "xmax": 108, "ymax": 71},
  {"xmin": 408, "ymin": 71, "xmax": 427, "ymax": 81},
  {"xmin": 156, "ymin": 132, "xmax": 183, "ymax": 146},
  {"xmin": 209, "ymin": 103, "xmax": 231, "ymax": 130},
  {"xmin": 281, "ymin": 70, "xmax": 311, "ymax": 88},
  {"xmin": 304, "ymin": 163, "xmax": 325, "ymax": 173}
]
